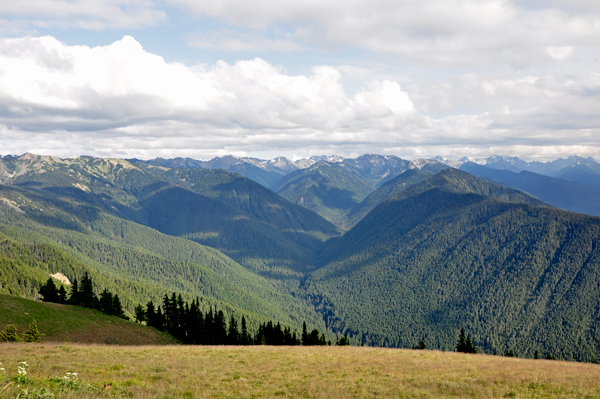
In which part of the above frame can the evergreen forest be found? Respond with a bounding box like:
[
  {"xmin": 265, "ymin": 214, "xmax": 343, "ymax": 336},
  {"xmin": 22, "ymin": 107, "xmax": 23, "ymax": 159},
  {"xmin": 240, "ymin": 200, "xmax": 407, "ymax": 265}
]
[{"xmin": 2, "ymin": 153, "xmax": 600, "ymax": 362}]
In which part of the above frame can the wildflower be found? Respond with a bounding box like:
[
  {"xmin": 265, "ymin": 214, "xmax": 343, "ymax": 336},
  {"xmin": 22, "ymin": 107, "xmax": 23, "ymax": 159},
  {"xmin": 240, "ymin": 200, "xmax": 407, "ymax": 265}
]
[{"xmin": 17, "ymin": 361, "xmax": 29, "ymax": 377}]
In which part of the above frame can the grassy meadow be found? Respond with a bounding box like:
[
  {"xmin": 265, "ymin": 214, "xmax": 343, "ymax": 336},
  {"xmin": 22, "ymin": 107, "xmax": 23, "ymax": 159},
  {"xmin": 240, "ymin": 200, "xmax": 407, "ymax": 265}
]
[
  {"xmin": 0, "ymin": 295, "xmax": 176, "ymax": 346},
  {"xmin": 1, "ymin": 344, "xmax": 599, "ymax": 398}
]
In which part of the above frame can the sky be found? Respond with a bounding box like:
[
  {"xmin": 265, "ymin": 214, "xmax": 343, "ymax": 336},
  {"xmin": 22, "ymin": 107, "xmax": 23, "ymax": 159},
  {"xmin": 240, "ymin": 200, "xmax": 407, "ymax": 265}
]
[{"xmin": 1, "ymin": 0, "xmax": 600, "ymax": 161}]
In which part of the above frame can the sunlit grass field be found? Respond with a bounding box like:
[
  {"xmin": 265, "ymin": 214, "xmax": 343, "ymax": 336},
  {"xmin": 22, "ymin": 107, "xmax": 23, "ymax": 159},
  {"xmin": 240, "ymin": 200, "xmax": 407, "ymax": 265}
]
[{"xmin": 1, "ymin": 344, "xmax": 599, "ymax": 398}]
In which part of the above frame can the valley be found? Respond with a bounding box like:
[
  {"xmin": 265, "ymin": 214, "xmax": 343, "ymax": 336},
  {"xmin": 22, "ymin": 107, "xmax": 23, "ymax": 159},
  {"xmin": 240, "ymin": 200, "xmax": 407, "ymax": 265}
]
[{"xmin": 2, "ymin": 153, "xmax": 600, "ymax": 362}]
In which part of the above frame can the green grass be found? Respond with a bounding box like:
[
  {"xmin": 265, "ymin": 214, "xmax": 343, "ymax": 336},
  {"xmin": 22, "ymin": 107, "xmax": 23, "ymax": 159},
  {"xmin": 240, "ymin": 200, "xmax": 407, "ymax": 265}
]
[
  {"xmin": 1, "ymin": 344, "xmax": 599, "ymax": 398},
  {"xmin": 0, "ymin": 295, "xmax": 176, "ymax": 345}
]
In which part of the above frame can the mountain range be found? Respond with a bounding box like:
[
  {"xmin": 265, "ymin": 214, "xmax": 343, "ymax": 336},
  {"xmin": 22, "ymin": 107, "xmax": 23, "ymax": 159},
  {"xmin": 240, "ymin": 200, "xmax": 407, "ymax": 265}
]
[{"xmin": 2, "ymin": 152, "xmax": 600, "ymax": 361}]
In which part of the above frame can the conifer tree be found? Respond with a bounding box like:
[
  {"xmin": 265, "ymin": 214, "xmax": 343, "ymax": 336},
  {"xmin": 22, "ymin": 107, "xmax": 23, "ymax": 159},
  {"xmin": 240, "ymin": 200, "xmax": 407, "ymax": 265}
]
[
  {"xmin": 187, "ymin": 298, "xmax": 203, "ymax": 345},
  {"xmin": 0, "ymin": 325, "xmax": 20, "ymax": 342},
  {"xmin": 465, "ymin": 335, "xmax": 477, "ymax": 354},
  {"xmin": 302, "ymin": 321, "xmax": 308, "ymax": 345},
  {"xmin": 98, "ymin": 289, "xmax": 114, "ymax": 314},
  {"xmin": 319, "ymin": 333, "xmax": 327, "ymax": 346},
  {"xmin": 68, "ymin": 278, "xmax": 80, "ymax": 305},
  {"xmin": 57, "ymin": 285, "xmax": 68, "ymax": 304},
  {"xmin": 240, "ymin": 315, "xmax": 250, "ymax": 345},
  {"xmin": 22, "ymin": 319, "xmax": 43, "ymax": 342},
  {"xmin": 112, "ymin": 294, "xmax": 128, "ymax": 320},
  {"xmin": 227, "ymin": 315, "xmax": 240, "ymax": 345},
  {"xmin": 155, "ymin": 306, "xmax": 165, "ymax": 331},
  {"xmin": 78, "ymin": 272, "xmax": 97, "ymax": 309},
  {"xmin": 417, "ymin": 337, "xmax": 426, "ymax": 350},
  {"xmin": 214, "ymin": 310, "xmax": 227, "ymax": 345},
  {"xmin": 456, "ymin": 327, "xmax": 467, "ymax": 352},
  {"xmin": 39, "ymin": 278, "xmax": 59, "ymax": 303},
  {"xmin": 205, "ymin": 308, "xmax": 214, "ymax": 344},
  {"xmin": 134, "ymin": 304, "xmax": 146, "ymax": 323},
  {"xmin": 145, "ymin": 300, "xmax": 157, "ymax": 327},
  {"xmin": 338, "ymin": 334, "xmax": 350, "ymax": 346}
]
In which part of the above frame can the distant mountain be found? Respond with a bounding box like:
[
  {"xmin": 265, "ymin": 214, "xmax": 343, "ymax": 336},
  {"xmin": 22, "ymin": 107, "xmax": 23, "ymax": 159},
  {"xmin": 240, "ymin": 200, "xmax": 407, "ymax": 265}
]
[
  {"xmin": 448, "ymin": 155, "xmax": 600, "ymax": 180},
  {"xmin": 554, "ymin": 158, "xmax": 600, "ymax": 191},
  {"xmin": 460, "ymin": 162, "xmax": 600, "ymax": 217},
  {"xmin": 274, "ymin": 162, "xmax": 374, "ymax": 227},
  {"xmin": 344, "ymin": 168, "xmax": 440, "ymax": 228},
  {"xmin": 338, "ymin": 154, "xmax": 413, "ymax": 186},
  {"xmin": 130, "ymin": 155, "xmax": 291, "ymax": 189},
  {"xmin": 429, "ymin": 156, "xmax": 463, "ymax": 168},
  {"xmin": 304, "ymin": 169, "xmax": 600, "ymax": 360},
  {"xmin": 127, "ymin": 157, "xmax": 205, "ymax": 169},
  {"xmin": 0, "ymin": 154, "xmax": 340, "ymax": 276}
]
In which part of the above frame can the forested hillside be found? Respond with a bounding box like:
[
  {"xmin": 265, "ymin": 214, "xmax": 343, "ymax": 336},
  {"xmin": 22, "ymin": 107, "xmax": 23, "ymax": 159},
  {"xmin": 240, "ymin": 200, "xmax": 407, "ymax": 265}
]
[
  {"xmin": 302, "ymin": 169, "xmax": 600, "ymax": 360},
  {"xmin": 3, "ymin": 154, "xmax": 600, "ymax": 361},
  {"xmin": 274, "ymin": 162, "xmax": 375, "ymax": 227},
  {"xmin": 0, "ymin": 180, "xmax": 328, "ymax": 333},
  {"xmin": 344, "ymin": 169, "xmax": 436, "ymax": 228},
  {"xmin": 0, "ymin": 154, "xmax": 341, "ymax": 275}
]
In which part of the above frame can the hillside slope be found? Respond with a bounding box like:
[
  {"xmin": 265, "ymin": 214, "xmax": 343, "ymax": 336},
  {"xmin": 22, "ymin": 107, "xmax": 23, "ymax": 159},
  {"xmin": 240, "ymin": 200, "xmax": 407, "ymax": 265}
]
[
  {"xmin": 0, "ymin": 154, "xmax": 341, "ymax": 274},
  {"xmin": 0, "ymin": 294, "xmax": 177, "ymax": 344},
  {"xmin": 274, "ymin": 162, "xmax": 375, "ymax": 227},
  {"xmin": 0, "ymin": 183, "xmax": 326, "ymax": 330},
  {"xmin": 304, "ymin": 169, "xmax": 600, "ymax": 360},
  {"xmin": 460, "ymin": 162, "xmax": 600, "ymax": 217},
  {"xmin": 344, "ymin": 169, "xmax": 436, "ymax": 228}
]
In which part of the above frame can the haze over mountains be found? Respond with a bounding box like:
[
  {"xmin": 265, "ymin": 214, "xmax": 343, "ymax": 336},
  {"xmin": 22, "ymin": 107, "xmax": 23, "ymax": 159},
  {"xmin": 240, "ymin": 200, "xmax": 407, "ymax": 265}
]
[{"xmin": 2, "ymin": 152, "xmax": 600, "ymax": 360}]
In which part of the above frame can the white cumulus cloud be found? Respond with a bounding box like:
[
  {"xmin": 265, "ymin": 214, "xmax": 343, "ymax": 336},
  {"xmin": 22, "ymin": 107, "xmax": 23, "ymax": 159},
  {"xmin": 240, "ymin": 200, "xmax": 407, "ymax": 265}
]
[{"xmin": 0, "ymin": 35, "xmax": 423, "ymax": 159}]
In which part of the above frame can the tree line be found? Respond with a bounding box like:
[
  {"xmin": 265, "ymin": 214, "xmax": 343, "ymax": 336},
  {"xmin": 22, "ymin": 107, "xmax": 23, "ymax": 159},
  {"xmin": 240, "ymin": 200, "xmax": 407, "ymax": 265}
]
[
  {"xmin": 38, "ymin": 274, "xmax": 349, "ymax": 346},
  {"xmin": 135, "ymin": 293, "xmax": 350, "ymax": 346},
  {"xmin": 38, "ymin": 272, "xmax": 128, "ymax": 320}
]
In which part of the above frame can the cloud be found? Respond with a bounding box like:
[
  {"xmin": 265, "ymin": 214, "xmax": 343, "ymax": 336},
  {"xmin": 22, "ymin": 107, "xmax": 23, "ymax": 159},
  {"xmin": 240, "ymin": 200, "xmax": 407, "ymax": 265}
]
[
  {"xmin": 188, "ymin": 30, "xmax": 306, "ymax": 52},
  {"xmin": 169, "ymin": 0, "xmax": 600, "ymax": 68},
  {"xmin": 1, "ymin": 35, "xmax": 600, "ymax": 162},
  {"xmin": 0, "ymin": 35, "xmax": 420, "ymax": 158},
  {"xmin": 0, "ymin": 0, "xmax": 166, "ymax": 31}
]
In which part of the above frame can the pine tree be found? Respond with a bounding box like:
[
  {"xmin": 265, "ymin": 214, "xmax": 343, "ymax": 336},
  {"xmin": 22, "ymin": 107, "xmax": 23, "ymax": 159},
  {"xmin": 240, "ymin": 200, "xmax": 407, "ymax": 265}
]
[
  {"xmin": 98, "ymin": 289, "xmax": 114, "ymax": 314},
  {"xmin": 22, "ymin": 319, "xmax": 43, "ymax": 342},
  {"xmin": 0, "ymin": 325, "xmax": 20, "ymax": 342},
  {"xmin": 214, "ymin": 310, "xmax": 227, "ymax": 345},
  {"xmin": 68, "ymin": 278, "xmax": 80, "ymax": 305},
  {"xmin": 145, "ymin": 300, "xmax": 157, "ymax": 327},
  {"xmin": 338, "ymin": 334, "xmax": 350, "ymax": 346},
  {"xmin": 134, "ymin": 304, "xmax": 146, "ymax": 323},
  {"xmin": 302, "ymin": 321, "xmax": 308, "ymax": 345},
  {"xmin": 319, "ymin": 333, "xmax": 327, "ymax": 346},
  {"xmin": 456, "ymin": 327, "xmax": 467, "ymax": 352},
  {"xmin": 227, "ymin": 315, "xmax": 239, "ymax": 345},
  {"xmin": 78, "ymin": 272, "xmax": 97, "ymax": 309},
  {"xmin": 112, "ymin": 294, "xmax": 128, "ymax": 320},
  {"xmin": 204, "ymin": 308, "xmax": 214, "ymax": 344},
  {"xmin": 155, "ymin": 306, "xmax": 166, "ymax": 331},
  {"xmin": 240, "ymin": 315, "xmax": 250, "ymax": 345},
  {"xmin": 465, "ymin": 335, "xmax": 477, "ymax": 354},
  {"xmin": 57, "ymin": 285, "xmax": 68, "ymax": 304},
  {"xmin": 187, "ymin": 298, "xmax": 203, "ymax": 345},
  {"xmin": 417, "ymin": 337, "xmax": 426, "ymax": 350},
  {"xmin": 39, "ymin": 278, "xmax": 59, "ymax": 303}
]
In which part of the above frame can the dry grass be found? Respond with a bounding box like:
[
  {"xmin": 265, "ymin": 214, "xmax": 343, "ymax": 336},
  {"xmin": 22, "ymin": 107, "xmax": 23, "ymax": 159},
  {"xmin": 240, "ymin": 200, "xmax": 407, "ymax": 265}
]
[{"xmin": 1, "ymin": 343, "xmax": 599, "ymax": 398}]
